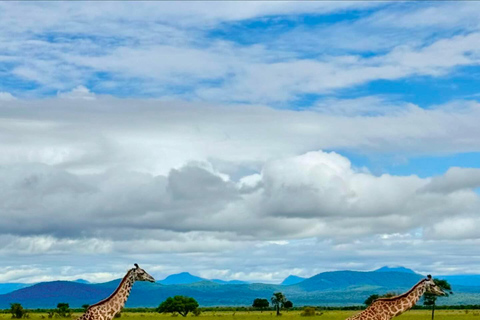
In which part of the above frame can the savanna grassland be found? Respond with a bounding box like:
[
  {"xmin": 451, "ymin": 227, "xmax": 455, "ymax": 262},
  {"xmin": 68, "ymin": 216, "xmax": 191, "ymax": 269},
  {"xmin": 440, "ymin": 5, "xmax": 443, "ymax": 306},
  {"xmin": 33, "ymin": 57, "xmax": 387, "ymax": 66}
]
[{"xmin": 2, "ymin": 310, "xmax": 479, "ymax": 320}]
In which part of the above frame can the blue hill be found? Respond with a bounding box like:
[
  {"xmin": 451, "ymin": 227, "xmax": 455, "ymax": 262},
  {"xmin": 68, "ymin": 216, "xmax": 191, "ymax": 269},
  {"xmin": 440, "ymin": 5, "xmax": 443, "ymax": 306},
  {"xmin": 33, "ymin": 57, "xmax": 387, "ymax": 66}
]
[
  {"xmin": 374, "ymin": 266, "xmax": 417, "ymax": 274},
  {"xmin": 438, "ymin": 275, "xmax": 480, "ymax": 287},
  {"xmin": 74, "ymin": 279, "xmax": 90, "ymax": 284},
  {"xmin": 157, "ymin": 272, "xmax": 248, "ymax": 285},
  {"xmin": 0, "ymin": 283, "xmax": 32, "ymax": 295},
  {"xmin": 281, "ymin": 275, "xmax": 306, "ymax": 285},
  {"xmin": 158, "ymin": 272, "xmax": 205, "ymax": 285},
  {"xmin": 296, "ymin": 270, "xmax": 424, "ymax": 291},
  {"xmin": 211, "ymin": 279, "xmax": 248, "ymax": 285}
]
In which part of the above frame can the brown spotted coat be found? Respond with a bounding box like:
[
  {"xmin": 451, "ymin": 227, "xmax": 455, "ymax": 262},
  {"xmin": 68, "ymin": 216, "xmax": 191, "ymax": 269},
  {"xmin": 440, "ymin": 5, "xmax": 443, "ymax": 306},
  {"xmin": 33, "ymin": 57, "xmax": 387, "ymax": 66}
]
[
  {"xmin": 346, "ymin": 276, "xmax": 444, "ymax": 320},
  {"xmin": 77, "ymin": 265, "xmax": 155, "ymax": 320}
]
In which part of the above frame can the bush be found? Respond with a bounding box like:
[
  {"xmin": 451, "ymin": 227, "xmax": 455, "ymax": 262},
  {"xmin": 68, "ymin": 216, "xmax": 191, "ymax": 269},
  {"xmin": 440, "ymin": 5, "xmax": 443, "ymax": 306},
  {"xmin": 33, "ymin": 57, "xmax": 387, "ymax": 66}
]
[
  {"xmin": 10, "ymin": 304, "xmax": 28, "ymax": 319},
  {"xmin": 300, "ymin": 307, "xmax": 316, "ymax": 317},
  {"xmin": 192, "ymin": 309, "xmax": 202, "ymax": 317}
]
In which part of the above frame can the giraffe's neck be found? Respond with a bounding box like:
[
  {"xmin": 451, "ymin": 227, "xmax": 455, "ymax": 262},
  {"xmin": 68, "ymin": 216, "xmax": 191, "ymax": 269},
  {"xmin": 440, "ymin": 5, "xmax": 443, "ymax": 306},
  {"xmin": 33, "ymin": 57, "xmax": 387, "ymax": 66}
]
[
  {"xmin": 383, "ymin": 281, "xmax": 427, "ymax": 318},
  {"xmin": 93, "ymin": 270, "xmax": 136, "ymax": 319}
]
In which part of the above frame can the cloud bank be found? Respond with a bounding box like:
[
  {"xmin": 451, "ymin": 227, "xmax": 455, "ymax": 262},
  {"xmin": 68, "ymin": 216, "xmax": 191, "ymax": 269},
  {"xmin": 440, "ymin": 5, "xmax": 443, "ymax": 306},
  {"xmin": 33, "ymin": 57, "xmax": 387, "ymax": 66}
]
[{"xmin": 1, "ymin": 97, "xmax": 480, "ymax": 282}]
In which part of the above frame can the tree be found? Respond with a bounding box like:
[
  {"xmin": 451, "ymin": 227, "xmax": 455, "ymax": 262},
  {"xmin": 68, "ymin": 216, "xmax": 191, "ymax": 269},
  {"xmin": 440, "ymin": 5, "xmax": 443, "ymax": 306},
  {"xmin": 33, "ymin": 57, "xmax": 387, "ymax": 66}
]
[
  {"xmin": 10, "ymin": 303, "xmax": 27, "ymax": 319},
  {"xmin": 82, "ymin": 305, "xmax": 90, "ymax": 312},
  {"xmin": 424, "ymin": 279, "xmax": 452, "ymax": 320},
  {"xmin": 284, "ymin": 301, "xmax": 293, "ymax": 310},
  {"xmin": 364, "ymin": 294, "xmax": 380, "ymax": 306},
  {"xmin": 252, "ymin": 298, "xmax": 269, "ymax": 310},
  {"xmin": 56, "ymin": 303, "xmax": 71, "ymax": 317},
  {"xmin": 157, "ymin": 296, "xmax": 199, "ymax": 317},
  {"xmin": 271, "ymin": 292, "xmax": 287, "ymax": 316}
]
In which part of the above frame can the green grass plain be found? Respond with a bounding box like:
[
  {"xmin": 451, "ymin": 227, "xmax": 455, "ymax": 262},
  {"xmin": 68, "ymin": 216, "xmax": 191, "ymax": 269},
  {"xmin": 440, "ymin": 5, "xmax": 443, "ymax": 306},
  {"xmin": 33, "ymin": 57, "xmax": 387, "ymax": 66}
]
[{"xmin": 2, "ymin": 310, "xmax": 480, "ymax": 320}]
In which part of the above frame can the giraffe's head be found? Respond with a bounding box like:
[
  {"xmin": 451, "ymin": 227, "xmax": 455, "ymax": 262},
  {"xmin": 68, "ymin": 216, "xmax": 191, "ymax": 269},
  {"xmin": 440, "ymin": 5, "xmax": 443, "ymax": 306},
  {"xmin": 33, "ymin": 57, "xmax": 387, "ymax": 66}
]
[
  {"xmin": 131, "ymin": 264, "xmax": 155, "ymax": 282},
  {"xmin": 424, "ymin": 275, "xmax": 446, "ymax": 296}
]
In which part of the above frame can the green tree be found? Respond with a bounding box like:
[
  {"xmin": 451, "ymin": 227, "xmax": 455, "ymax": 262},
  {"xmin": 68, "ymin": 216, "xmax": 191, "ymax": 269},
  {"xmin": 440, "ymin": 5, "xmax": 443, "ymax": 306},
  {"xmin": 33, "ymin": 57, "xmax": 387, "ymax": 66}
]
[
  {"xmin": 284, "ymin": 301, "xmax": 293, "ymax": 310},
  {"xmin": 10, "ymin": 303, "xmax": 27, "ymax": 319},
  {"xmin": 364, "ymin": 294, "xmax": 380, "ymax": 306},
  {"xmin": 271, "ymin": 292, "xmax": 287, "ymax": 316},
  {"xmin": 252, "ymin": 298, "xmax": 269, "ymax": 310},
  {"xmin": 157, "ymin": 296, "xmax": 199, "ymax": 317},
  {"xmin": 82, "ymin": 305, "xmax": 90, "ymax": 312},
  {"xmin": 424, "ymin": 279, "xmax": 452, "ymax": 320},
  {"xmin": 56, "ymin": 303, "xmax": 71, "ymax": 317}
]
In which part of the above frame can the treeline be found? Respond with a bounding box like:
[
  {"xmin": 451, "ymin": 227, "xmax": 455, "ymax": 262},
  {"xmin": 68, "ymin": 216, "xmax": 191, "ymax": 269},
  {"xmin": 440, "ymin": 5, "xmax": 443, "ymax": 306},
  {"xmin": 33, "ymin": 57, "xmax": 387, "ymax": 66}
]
[{"xmin": 4, "ymin": 305, "xmax": 480, "ymax": 313}]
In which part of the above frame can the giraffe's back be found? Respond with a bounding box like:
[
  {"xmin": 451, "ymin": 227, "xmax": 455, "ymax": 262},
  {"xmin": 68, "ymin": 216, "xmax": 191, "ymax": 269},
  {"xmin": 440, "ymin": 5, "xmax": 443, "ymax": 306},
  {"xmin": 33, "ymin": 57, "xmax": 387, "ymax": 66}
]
[{"xmin": 76, "ymin": 306, "xmax": 107, "ymax": 320}]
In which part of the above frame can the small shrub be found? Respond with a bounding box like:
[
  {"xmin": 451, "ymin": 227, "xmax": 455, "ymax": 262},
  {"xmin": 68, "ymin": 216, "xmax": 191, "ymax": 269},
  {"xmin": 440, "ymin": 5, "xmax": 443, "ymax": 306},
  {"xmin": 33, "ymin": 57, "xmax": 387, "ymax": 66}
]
[
  {"xmin": 300, "ymin": 307, "xmax": 316, "ymax": 317},
  {"xmin": 192, "ymin": 309, "xmax": 201, "ymax": 317}
]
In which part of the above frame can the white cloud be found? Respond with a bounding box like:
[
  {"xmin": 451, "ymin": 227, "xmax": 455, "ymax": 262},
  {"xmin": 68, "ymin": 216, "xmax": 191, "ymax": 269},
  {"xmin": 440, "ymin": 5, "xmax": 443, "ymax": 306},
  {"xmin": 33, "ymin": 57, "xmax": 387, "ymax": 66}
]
[
  {"xmin": 57, "ymin": 85, "xmax": 96, "ymax": 100},
  {"xmin": 0, "ymin": 149, "xmax": 479, "ymax": 278},
  {"xmin": 1, "ymin": 97, "xmax": 480, "ymax": 175},
  {"xmin": 2, "ymin": 2, "xmax": 480, "ymax": 103},
  {"xmin": 422, "ymin": 167, "xmax": 480, "ymax": 194},
  {"xmin": 0, "ymin": 92, "xmax": 16, "ymax": 101}
]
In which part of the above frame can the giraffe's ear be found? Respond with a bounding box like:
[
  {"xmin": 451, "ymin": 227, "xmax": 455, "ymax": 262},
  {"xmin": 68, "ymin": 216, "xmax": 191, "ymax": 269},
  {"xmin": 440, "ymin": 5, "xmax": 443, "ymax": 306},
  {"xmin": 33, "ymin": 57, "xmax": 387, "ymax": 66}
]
[
  {"xmin": 134, "ymin": 263, "xmax": 139, "ymax": 269},
  {"xmin": 427, "ymin": 274, "xmax": 432, "ymax": 279}
]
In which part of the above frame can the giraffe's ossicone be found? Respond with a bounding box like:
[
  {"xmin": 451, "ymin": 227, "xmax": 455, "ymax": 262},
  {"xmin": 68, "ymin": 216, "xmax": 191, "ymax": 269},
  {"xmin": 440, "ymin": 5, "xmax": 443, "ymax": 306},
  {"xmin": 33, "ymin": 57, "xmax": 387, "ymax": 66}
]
[
  {"xmin": 77, "ymin": 264, "xmax": 155, "ymax": 320},
  {"xmin": 346, "ymin": 275, "xmax": 446, "ymax": 320}
]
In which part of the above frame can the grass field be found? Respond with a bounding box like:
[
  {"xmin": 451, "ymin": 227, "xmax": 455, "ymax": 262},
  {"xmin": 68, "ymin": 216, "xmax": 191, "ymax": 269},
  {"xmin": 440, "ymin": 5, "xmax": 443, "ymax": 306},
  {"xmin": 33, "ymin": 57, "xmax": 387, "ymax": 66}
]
[{"xmin": 2, "ymin": 310, "xmax": 479, "ymax": 320}]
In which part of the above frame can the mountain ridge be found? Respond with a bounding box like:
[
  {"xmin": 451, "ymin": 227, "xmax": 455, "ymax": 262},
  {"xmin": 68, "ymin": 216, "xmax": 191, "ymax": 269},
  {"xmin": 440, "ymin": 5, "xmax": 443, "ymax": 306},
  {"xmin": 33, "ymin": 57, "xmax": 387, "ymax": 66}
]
[
  {"xmin": 281, "ymin": 275, "xmax": 306, "ymax": 286},
  {"xmin": 374, "ymin": 266, "xmax": 416, "ymax": 274},
  {"xmin": 2, "ymin": 268, "xmax": 479, "ymax": 308}
]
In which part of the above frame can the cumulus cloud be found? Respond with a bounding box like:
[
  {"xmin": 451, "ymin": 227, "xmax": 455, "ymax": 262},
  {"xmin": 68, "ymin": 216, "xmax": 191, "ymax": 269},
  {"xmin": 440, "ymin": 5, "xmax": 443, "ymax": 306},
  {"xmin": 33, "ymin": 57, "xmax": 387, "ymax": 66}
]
[
  {"xmin": 57, "ymin": 86, "xmax": 96, "ymax": 100},
  {"xmin": 421, "ymin": 167, "xmax": 480, "ymax": 194},
  {"xmin": 1, "ymin": 148, "xmax": 480, "ymax": 280}
]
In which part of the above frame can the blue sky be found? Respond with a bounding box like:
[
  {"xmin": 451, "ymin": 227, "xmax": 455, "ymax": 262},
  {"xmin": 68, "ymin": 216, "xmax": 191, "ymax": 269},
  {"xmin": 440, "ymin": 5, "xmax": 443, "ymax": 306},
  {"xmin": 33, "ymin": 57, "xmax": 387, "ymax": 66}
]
[{"xmin": 1, "ymin": 2, "xmax": 480, "ymax": 283}]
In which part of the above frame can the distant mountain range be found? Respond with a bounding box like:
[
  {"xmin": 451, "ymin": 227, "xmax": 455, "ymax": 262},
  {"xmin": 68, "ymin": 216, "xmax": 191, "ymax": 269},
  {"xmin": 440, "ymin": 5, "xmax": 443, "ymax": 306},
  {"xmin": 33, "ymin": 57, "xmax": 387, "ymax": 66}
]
[
  {"xmin": 158, "ymin": 272, "xmax": 248, "ymax": 285},
  {"xmin": 1, "ymin": 267, "xmax": 479, "ymax": 308},
  {"xmin": 0, "ymin": 279, "xmax": 90, "ymax": 295},
  {"xmin": 437, "ymin": 275, "xmax": 480, "ymax": 287},
  {"xmin": 281, "ymin": 275, "xmax": 306, "ymax": 285}
]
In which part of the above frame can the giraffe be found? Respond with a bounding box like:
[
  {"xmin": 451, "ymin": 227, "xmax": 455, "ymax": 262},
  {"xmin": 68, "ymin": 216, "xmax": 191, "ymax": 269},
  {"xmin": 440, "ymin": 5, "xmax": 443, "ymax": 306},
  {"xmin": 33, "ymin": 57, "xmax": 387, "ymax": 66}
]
[
  {"xmin": 346, "ymin": 275, "xmax": 446, "ymax": 320},
  {"xmin": 77, "ymin": 264, "xmax": 155, "ymax": 320}
]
